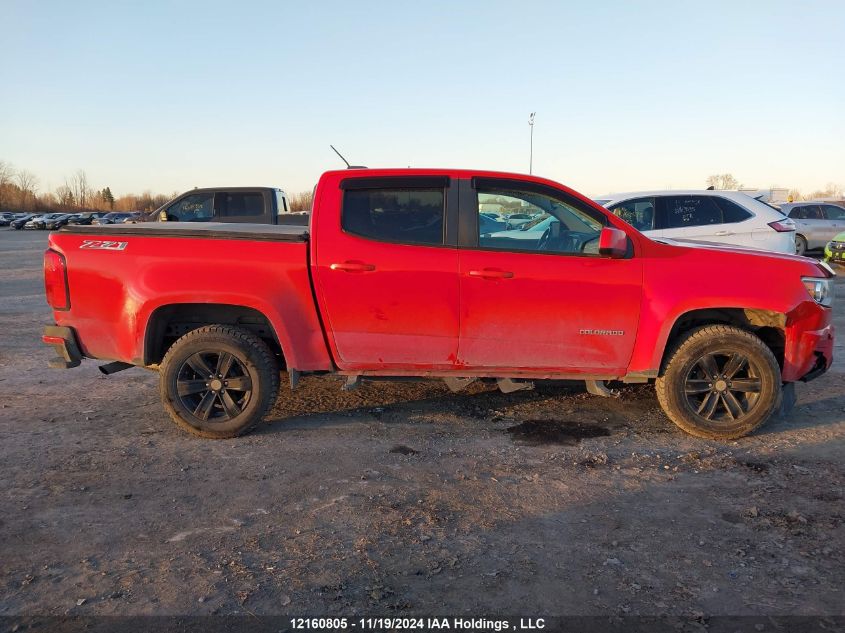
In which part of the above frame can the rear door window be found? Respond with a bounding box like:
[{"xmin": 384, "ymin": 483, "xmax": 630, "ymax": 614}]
[
  {"xmin": 823, "ymin": 205, "xmax": 845, "ymax": 220},
  {"xmin": 664, "ymin": 196, "xmax": 722, "ymax": 228},
  {"xmin": 713, "ymin": 197, "xmax": 753, "ymax": 223},
  {"xmin": 342, "ymin": 189, "xmax": 444, "ymax": 246},
  {"xmin": 214, "ymin": 191, "xmax": 266, "ymax": 220}
]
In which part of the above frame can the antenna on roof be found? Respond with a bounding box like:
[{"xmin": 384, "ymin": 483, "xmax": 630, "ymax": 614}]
[
  {"xmin": 330, "ymin": 145, "xmax": 367, "ymax": 169},
  {"xmin": 330, "ymin": 145, "xmax": 351, "ymax": 168}
]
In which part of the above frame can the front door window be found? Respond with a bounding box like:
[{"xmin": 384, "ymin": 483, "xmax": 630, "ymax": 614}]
[{"xmin": 476, "ymin": 187, "xmax": 603, "ymax": 255}]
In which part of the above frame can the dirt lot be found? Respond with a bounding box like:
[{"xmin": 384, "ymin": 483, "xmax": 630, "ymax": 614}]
[{"xmin": 1, "ymin": 228, "xmax": 844, "ymax": 618}]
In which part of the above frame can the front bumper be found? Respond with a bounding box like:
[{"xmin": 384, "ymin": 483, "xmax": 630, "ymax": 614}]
[
  {"xmin": 789, "ymin": 323, "xmax": 834, "ymax": 383},
  {"xmin": 42, "ymin": 325, "xmax": 83, "ymax": 369}
]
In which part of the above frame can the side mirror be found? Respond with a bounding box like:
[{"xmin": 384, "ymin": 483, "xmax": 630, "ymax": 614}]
[
  {"xmin": 598, "ymin": 226, "xmax": 628, "ymax": 259},
  {"xmin": 159, "ymin": 210, "xmax": 168, "ymax": 222}
]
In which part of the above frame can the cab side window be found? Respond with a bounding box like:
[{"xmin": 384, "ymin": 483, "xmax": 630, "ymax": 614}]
[
  {"xmin": 165, "ymin": 193, "xmax": 213, "ymax": 221},
  {"xmin": 342, "ymin": 188, "xmax": 444, "ymax": 246},
  {"xmin": 214, "ymin": 192, "xmax": 265, "ymax": 218},
  {"xmin": 276, "ymin": 191, "xmax": 289, "ymax": 215},
  {"xmin": 664, "ymin": 196, "xmax": 721, "ymax": 228}
]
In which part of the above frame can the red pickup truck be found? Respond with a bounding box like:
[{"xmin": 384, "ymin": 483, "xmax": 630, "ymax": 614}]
[{"xmin": 42, "ymin": 169, "xmax": 835, "ymax": 440}]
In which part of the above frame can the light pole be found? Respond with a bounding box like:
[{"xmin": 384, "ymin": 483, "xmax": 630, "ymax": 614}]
[{"xmin": 528, "ymin": 112, "xmax": 536, "ymax": 174}]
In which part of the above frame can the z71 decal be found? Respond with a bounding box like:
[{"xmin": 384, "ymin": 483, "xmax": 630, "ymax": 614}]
[{"xmin": 80, "ymin": 240, "xmax": 128, "ymax": 251}]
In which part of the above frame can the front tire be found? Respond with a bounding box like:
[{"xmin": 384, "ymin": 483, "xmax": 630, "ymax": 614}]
[
  {"xmin": 655, "ymin": 325, "xmax": 781, "ymax": 440},
  {"xmin": 160, "ymin": 325, "xmax": 279, "ymax": 438}
]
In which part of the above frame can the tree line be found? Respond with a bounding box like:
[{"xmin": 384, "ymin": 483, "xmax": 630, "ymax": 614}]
[
  {"xmin": 0, "ymin": 160, "xmax": 316, "ymax": 214},
  {"xmin": 0, "ymin": 161, "xmax": 172, "ymax": 213},
  {"xmin": 706, "ymin": 173, "xmax": 843, "ymax": 201},
  {"xmin": 0, "ymin": 160, "xmax": 180, "ymax": 214}
]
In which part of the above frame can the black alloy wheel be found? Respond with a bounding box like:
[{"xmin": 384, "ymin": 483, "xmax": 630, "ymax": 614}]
[
  {"xmin": 176, "ymin": 351, "xmax": 253, "ymax": 422},
  {"xmin": 683, "ymin": 351, "xmax": 761, "ymax": 422}
]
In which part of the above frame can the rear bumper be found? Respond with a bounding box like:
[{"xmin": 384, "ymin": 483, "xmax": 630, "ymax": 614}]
[{"xmin": 42, "ymin": 325, "xmax": 83, "ymax": 369}]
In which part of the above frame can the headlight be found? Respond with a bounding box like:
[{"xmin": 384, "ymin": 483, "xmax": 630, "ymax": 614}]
[{"xmin": 802, "ymin": 277, "xmax": 834, "ymax": 307}]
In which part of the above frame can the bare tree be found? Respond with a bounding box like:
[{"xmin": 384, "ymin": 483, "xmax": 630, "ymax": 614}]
[
  {"xmin": 0, "ymin": 160, "xmax": 14, "ymax": 187},
  {"xmin": 55, "ymin": 184, "xmax": 75, "ymax": 209},
  {"xmin": 67, "ymin": 169, "xmax": 92, "ymax": 209},
  {"xmin": 16, "ymin": 170, "xmax": 39, "ymax": 210},
  {"xmin": 36, "ymin": 192, "xmax": 58, "ymax": 211},
  {"xmin": 706, "ymin": 173, "xmax": 742, "ymax": 190},
  {"xmin": 807, "ymin": 183, "xmax": 844, "ymax": 200},
  {"xmin": 0, "ymin": 160, "xmax": 15, "ymax": 209},
  {"xmin": 288, "ymin": 190, "xmax": 314, "ymax": 212}
]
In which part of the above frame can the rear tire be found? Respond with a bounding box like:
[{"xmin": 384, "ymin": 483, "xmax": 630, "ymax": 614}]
[
  {"xmin": 655, "ymin": 325, "xmax": 781, "ymax": 440},
  {"xmin": 159, "ymin": 325, "xmax": 279, "ymax": 439},
  {"xmin": 795, "ymin": 235, "xmax": 808, "ymax": 256}
]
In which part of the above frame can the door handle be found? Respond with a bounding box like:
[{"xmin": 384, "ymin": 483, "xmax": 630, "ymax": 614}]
[
  {"xmin": 330, "ymin": 261, "xmax": 376, "ymax": 273},
  {"xmin": 468, "ymin": 268, "xmax": 514, "ymax": 279},
  {"xmin": 714, "ymin": 231, "xmax": 734, "ymax": 236}
]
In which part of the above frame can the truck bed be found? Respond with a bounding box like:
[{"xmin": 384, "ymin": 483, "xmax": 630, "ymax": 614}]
[
  {"xmin": 61, "ymin": 222, "xmax": 309, "ymax": 241},
  {"xmin": 47, "ymin": 222, "xmax": 331, "ymax": 371}
]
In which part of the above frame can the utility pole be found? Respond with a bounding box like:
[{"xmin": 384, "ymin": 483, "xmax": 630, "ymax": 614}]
[{"xmin": 528, "ymin": 112, "xmax": 536, "ymax": 174}]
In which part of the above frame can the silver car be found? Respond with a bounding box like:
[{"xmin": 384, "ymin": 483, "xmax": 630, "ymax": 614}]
[{"xmin": 779, "ymin": 202, "xmax": 845, "ymax": 255}]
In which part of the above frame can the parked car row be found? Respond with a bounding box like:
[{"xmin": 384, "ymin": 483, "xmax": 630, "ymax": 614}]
[
  {"xmin": 0, "ymin": 212, "xmax": 28, "ymax": 226},
  {"xmin": 90, "ymin": 212, "xmax": 142, "ymax": 225},
  {"xmin": 0, "ymin": 211, "xmax": 142, "ymax": 230}
]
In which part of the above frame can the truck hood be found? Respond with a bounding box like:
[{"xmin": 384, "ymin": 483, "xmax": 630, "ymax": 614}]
[
  {"xmin": 655, "ymin": 236, "xmax": 807, "ymax": 263},
  {"xmin": 652, "ymin": 236, "xmax": 835, "ymax": 277}
]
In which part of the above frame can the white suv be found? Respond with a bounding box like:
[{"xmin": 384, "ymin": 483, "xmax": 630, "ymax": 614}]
[{"xmin": 594, "ymin": 190, "xmax": 796, "ymax": 254}]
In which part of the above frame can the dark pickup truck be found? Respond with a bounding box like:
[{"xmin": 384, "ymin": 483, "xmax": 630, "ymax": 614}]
[{"xmin": 151, "ymin": 186, "xmax": 307, "ymax": 225}]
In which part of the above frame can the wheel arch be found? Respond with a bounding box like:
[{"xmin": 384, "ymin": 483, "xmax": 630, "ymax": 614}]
[
  {"xmin": 143, "ymin": 303, "xmax": 286, "ymax": 367},
  {"xmin": 659, "ymin": 307, "xmax": 786, "ymax": 375}
]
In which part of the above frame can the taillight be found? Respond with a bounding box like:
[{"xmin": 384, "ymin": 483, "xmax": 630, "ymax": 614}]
[
  {"xmin": 768, "ymin": 218, "xmax": 796, "ymax": 232},
  {"xmin": 44, "ymin": 249, "xmax": 70, "ymax": 310}
]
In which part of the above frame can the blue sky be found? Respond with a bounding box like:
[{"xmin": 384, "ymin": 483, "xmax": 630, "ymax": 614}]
[{"xmin": 1, "ymin": 0, "xmax": 843, "ymax": 197}]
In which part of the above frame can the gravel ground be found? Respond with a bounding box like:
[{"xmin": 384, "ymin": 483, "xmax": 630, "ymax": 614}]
[{"xmin": 1, "ymin": 228, "xmax": 843, "ymax": 618}]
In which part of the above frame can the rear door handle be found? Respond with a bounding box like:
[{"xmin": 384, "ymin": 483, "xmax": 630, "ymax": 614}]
[
  {"xmin": 468, "ymin": 268, "xmax": 514, "ymax": 279},
  {"xmin": 714, "ymin": 231, "xmax": 734, "ymax": 236},
  {"xmin": 330, "ymin": 261, "xmax": 376, "ymax": 273}
]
